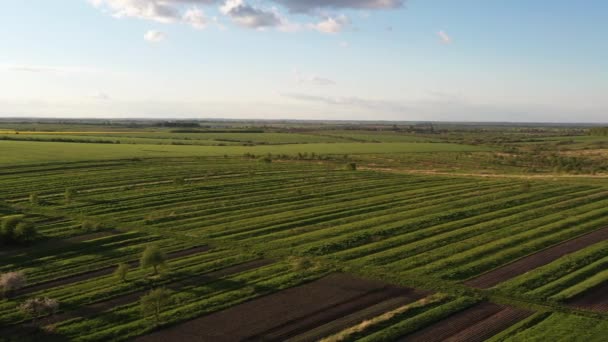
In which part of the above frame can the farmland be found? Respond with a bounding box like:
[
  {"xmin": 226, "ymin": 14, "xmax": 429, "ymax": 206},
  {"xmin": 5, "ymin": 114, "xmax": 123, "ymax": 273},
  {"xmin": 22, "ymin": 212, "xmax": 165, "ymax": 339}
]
[{"xmin": 1, "ymin": 120, "xmax": 607, "ymax": 341}]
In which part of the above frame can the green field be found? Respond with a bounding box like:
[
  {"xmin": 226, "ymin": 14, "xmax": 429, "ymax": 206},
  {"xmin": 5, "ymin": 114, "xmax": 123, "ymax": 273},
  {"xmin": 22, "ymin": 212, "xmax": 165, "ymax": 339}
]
[{"xmin": 0, "ymin": 121, "xmax": 607, "ymax": 341}]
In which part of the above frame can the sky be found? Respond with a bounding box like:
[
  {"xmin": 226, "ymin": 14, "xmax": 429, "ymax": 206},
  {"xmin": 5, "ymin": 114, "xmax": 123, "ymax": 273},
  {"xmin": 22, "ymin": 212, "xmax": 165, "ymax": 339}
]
[{"xmin": 0, "ymin": 0, "xmax": 607, "ymax": 123}]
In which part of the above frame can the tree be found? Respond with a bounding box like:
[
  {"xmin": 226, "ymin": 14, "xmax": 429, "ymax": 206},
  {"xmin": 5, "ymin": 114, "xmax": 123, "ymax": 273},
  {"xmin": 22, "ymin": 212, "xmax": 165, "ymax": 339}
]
[
  {"xmin": 347, "ymin": 163, "xmax": 357, "ymax": 171},
  {"xmin": 140, "ymin": 288, "xmax": 171, "ymax": 325},
  {"xmin": 140, "ymin": 245, "xmax": 167, "ymax": 275},
  {"xmin": 19, "ymin": 297, "xmax": 59, "ymax": 324},
  {"xmin": 14, "ymin": 221, "xmax": 37, "ymax": 243},
  {"xmin": 114, "ymin": 263, "xmax": 130, "ymax": 282},
  {"xmin": 0, "ymin": 271, "xmax": 26, "ymax": 297},
  {"xmin": 173, "ymin": 177, "xmax": 185, "ymax": 186},
  {"xmin": 29, "ymin": 193, "xmax": 40, "ymax": 205},
  {"xmin": 1, "ymin": 216, "xmax": 22, "ymax": 243},
  {"xmin": 64, "ymin": 188, "xmax": 76, "ymax": 203}
]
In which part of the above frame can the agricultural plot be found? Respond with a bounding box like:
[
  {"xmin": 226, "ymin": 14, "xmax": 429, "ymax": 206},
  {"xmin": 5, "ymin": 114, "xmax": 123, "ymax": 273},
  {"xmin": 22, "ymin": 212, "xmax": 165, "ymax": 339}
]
[
  {"xmin": 400, "ymin": 302, "xmax": 532, "ymax": 342},
  {"xmin": 1, "ymin": 124, "xmax": 607, "ymax": 341},
  {"xmin": 135, "ymin": 273, "xmax": 427, "ymax": 341}
]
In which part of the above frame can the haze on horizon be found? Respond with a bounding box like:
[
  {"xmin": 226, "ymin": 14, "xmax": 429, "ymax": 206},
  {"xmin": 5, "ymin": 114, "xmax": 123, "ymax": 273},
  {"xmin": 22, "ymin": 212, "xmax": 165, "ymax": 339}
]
[{"xmin": 1, "ymin": 1, "xmax": 607, "ymax": 123}]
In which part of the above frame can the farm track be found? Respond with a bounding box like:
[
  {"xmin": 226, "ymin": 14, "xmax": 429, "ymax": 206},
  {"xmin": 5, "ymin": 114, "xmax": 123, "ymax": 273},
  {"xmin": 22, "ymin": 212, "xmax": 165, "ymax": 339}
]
[
  {"xmin": 399, "ymin": 302, "xmax": 531, "ymax": 342},
  {"xmin": 465, "ymin": 226, "xmax": 608, "ymax": 288},
  {"xmin": 134, "ymin": 274, "xmax": 420, "ymax": 342},
  {"xmin": 17, "ymin": 245, "xmax": 211, "ymax": 295},
  {"xmin": 566, "ymin": 281, "xmax": 608, "ymax": 312}
]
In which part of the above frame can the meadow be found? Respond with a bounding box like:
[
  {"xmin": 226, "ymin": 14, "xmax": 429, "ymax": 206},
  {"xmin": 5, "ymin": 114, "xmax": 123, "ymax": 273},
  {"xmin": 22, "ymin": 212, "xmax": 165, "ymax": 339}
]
[{"xmin": 0, "ymin": 120, "xmax": 607, "ymax": 341}]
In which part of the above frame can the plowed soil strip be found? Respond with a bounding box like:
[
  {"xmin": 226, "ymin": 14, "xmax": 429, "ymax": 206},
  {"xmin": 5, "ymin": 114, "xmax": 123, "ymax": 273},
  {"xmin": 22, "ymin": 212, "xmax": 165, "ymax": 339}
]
[
  {"xmin": 399, "ymin": 302, "xmax": 504, "ymax": 342},
  {"xmin": 0, "ymin": 260, "xmax": 273, "ymax": 336},
  {"xmin": 18, "ymin": 245, "xmax": 210, "ymax": 295},
  {"xmin": 566, "ymin": 281, "xmax": 608, "ymax": 312},
  {"xmin": 135, "ymin": 274, "xmax": 421, "ymax": 342},
  {"xmin": 289, "ymin": 296, "xmax": 425, "ymax": 342},
  {"xmin": 443, "ymin": 307, "xmax": 532, "ymax": 342},
  {"xmin": 465, "ymin": 226, "xmax": 608, "ymax": 289}
]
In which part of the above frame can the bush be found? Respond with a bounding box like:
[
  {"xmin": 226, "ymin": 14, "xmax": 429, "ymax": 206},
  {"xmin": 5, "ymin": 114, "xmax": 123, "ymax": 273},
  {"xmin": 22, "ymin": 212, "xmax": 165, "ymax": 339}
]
[
  {"xmin": 114, "ymin": 263, "xmax": 130, "ymax": 282},
  {"xmin": 140, "ymin": 288, "xmax": 171, "ymax": 325},
  {"xmin": 0, "ymin": 271, "xmax": 26, "ymax": 297},
  {"xmin": 81, "ymin": 219, "xmax": 103, "ymax": 232},
  {"xmin": 19, "ymin": 297, "xmax": 59, "ymax": 323},
  {"xmin": 14, "ymin": 221, "xmax": 37, "ymax": 243}
]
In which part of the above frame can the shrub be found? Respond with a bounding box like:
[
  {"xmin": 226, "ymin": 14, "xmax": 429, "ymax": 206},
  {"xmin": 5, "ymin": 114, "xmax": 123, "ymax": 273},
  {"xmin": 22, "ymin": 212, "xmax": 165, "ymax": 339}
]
[
  {"xmin": 0, "ymin": 271, "xmax": 26, "ymax": 297},
  {"xmin": 114, "ymin": 263, "xmax": 130, "ymax": 282},
  {"xmin": 140, "ymin": 288, "xmax": 171, "ymax": 325},
  {"xmin": 19, "ymin": 297, "xmax": 59, "ymax": 323},
  {"xmin": 14, "ymin": 221, "xmax": 37, "ymax": 243}
]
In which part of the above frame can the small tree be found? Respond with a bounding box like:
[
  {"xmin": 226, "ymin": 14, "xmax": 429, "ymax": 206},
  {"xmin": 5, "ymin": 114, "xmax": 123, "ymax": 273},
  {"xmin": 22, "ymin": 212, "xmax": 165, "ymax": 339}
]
[
  {"xmin": 1, "ymin": 216, "xmax": 21, "ymax": 243},
  {"xmin": 81, "ymin": 219, "xmax": 102, "ymax": 232},
  {"xmin": 29, "ymin": 193, "xmax": 40, "ymax": 205},
  {"xmin": 140, "ymin": 245, "xmax": 167, "ymax": 275},
  {"xmin": 19, "ymin": 297, "xmax": 59, "ymax": 324},
  {"xmin": 14, "ymin": 221, "xmax": 37, "ymax": 243},
  {"xmin": 173, "ymin": 177, "xmax": 185, "ymax": 186},
  {"xmin": 114, "ymin": 263, "xmax": 130, "ymax": 283},
  {"xmin": 0, "ymin": 271, "xmax": 26, "ymax": 297},
  {"xmin": 347, "ymin": 162, "xmax": 357, "ymax": 171},
  {"xmin": 140, "ymin": 288, "xmax": 171, "ymax": 325},
  {"xmin": 64, "ymin": 188, "xmax": 76, "ymax": 203}
]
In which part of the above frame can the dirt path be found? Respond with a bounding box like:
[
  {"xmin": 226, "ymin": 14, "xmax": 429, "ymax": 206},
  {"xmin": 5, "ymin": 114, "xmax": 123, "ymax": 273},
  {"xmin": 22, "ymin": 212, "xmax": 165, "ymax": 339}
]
[{"xmin": 465, "ymin": 226, "xmax": 608, "ymax": 289}]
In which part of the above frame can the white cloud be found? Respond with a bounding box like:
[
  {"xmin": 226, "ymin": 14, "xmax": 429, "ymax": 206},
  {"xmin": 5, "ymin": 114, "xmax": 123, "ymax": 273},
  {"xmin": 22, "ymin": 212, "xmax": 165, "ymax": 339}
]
[
  {"xmin": 220, "ymin": 0, "xmax": 283, "ymax": 29},
  {"xmin": 90, "ymin": 0, "xmax": 213, "ymax": 27},
  {"xmin": 144, "ymin": 30, "xmax": 166, "ymax": 42},
  {"xmin": 183, "ymin": 7, "xmax": 208, "ymax": 29},
  {"xmin": 310, "ymin": 15, "xmax": 350, "ymax": 33},
  {"xmin": 294, "ymin": 70, "xmax": 336, "ymax": 85},
  {"xmin": 438, "ymin": 30, "xmax": 452, "ymax": 44},
  {"xmin": 276, "ymin": 0, "xmax": 405, "ymax": 13}
]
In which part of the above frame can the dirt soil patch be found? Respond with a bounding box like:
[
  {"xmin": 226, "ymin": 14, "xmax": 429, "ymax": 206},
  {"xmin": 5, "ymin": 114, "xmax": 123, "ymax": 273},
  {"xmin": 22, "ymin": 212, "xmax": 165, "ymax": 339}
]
[
  {"xmin": 135, "ymin": 273, "xmax": 426, "ymax": 342},
  {"xmin": 399, "ymin": 302, "xmax": 531, "ymax": 342},
  {"xmin": 465, "ymin": 226, "xmax": 608, "ymax": 289},
  {"xmin": 566, "ymin": 280, "xmax": 608, "ymax": 313}
]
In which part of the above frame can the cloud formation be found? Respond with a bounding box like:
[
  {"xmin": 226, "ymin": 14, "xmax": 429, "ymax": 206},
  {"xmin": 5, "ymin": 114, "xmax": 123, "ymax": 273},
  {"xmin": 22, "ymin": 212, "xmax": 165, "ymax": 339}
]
[
  {"xmin": 220, "ymin": 0, "xmax": 283, "ymax": 29},
  {"xmin": 90, "ymin": 0, "xmax": 211, "ymax": 28},
  {"xmin": 438, "ymin": 30, "xmax": 451, "ymax": 44},
  {"xmin": 144, "ymin": 29, "xmax": 166, "ymax": 42},
  {"xmin": 275, "ymin": 0, "xmax": 404, "ymax": 13},
  {"xmin": 310, "ymin": 15, "xmax": 350, "ymax": 33},
  {"xmin": 295, "ymin": 70, "xmax": 336, "ymax": 85},
  {"xmin": 89, "ymin": 0, "xmax": 404, "ymax": 33}
]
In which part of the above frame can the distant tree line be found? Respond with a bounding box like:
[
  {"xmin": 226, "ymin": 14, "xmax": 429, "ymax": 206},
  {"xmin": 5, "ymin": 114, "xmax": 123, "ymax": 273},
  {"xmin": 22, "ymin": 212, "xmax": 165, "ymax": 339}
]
[{"xmin": 589, "ymin": 127, "xmax": 608, "ymax": 136}]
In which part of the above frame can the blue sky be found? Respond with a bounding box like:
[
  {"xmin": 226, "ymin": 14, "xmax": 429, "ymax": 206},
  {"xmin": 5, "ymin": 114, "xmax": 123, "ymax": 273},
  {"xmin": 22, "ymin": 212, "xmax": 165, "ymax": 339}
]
[{"xmin": 0, "ymin": 0, "xmax": 606, "ymax": 122}]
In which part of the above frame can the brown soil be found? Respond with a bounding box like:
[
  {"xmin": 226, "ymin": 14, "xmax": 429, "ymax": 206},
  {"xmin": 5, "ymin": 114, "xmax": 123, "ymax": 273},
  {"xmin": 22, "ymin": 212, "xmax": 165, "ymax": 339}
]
[
  {"xmin": 465, "ymin": 226, "xmax": 608, "ymax": 289},
  {"xmin": 18, "ymin": 245, "xmax": 210, "ymax": 295},
  {"xmin": 135, "ymin": 274, "xmax": 425, "ymax": 342},
  {"xmin": 400, "ymin": 302, "xmax": 531, "ymax": 342},
  {"xmin": 290, "ymin": 296, "xmax": 423, "ymax": 342},
  {"xmin": 566, "ymin": 280, "xmax": 608, "ymax": 312}
]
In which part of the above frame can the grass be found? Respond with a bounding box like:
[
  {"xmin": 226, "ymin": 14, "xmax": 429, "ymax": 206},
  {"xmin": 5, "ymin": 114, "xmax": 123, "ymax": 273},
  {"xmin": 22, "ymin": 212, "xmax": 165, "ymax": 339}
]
[{"xmin": 0, "ymin": 140, "xmax": 489, "ymax": 166}]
